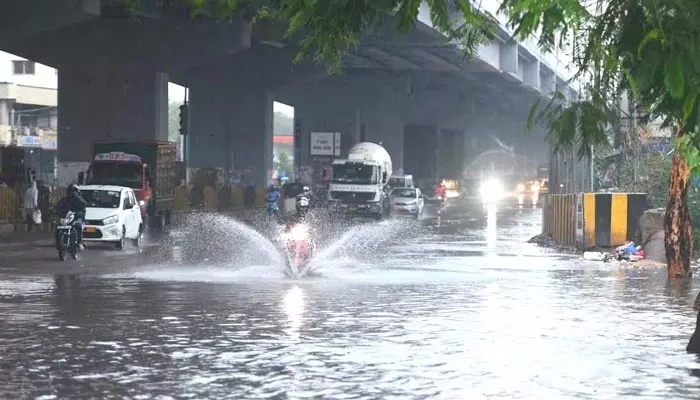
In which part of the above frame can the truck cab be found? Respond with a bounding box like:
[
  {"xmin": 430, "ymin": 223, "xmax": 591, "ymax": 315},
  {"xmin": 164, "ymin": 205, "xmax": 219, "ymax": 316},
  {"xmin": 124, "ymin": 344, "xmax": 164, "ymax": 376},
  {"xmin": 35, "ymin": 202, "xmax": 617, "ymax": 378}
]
[
  {"xmin": 82, "ymin": 152, "xmax": 152, "ymax": 217},
  {"xmin": 328, "ymin": 142, "xmax": 392, "ymax": 220}
]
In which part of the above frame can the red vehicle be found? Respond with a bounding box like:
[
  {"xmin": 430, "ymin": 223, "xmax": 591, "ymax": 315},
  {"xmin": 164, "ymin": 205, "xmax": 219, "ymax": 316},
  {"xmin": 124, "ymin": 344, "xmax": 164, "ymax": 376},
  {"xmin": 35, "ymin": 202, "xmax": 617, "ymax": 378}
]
[
  {"xmin": 281, "ymin": 222, "xmax": 315, "ymax": 279},
  {"xmin": 435, "ymin": 182, "xmax": 447, "ymax": 203}
]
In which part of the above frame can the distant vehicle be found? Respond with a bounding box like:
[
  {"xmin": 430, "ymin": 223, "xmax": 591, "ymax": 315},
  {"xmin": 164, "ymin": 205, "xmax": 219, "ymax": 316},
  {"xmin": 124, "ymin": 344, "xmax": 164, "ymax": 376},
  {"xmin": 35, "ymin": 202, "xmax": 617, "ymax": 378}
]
[
  {"xmin": 388, "ymin": 174, "xmax": 414, "ymax": 189},
  {"xmin": 328, "ymin": 142, "xmax": 392, "ymax": 220},
  {"xmin": 390, "ymin": 187, "xmax": 424, "ymax": 218},
  {"xmin": 80, "ymin": 141, "xmax": 177, "ymax": 231},
  {"xmin": 79, "ymin": 185, "xmax": 144, "ymax": 250}
]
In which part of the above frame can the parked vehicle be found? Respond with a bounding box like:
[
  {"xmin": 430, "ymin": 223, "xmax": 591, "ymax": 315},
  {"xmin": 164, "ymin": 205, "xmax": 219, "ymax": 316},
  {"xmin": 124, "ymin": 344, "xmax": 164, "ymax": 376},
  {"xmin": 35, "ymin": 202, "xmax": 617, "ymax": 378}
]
[
  {"xmin": 80, "ymin": 141, "xmax": 176, "ymax": 231},
  {"xmin": 80, "ymin": 185, "xmax": 144, "ymax": 250},
  {"xmin": 56, "ymin": 211, "xmax": 80, "ymax": 261}
]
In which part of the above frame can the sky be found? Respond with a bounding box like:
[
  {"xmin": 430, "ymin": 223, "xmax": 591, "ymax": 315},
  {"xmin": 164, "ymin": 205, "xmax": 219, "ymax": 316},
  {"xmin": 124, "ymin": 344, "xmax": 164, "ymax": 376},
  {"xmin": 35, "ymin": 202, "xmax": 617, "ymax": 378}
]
[{"xmin": 168, "ymin": 82, "xmax": 294, "ymax": 117}]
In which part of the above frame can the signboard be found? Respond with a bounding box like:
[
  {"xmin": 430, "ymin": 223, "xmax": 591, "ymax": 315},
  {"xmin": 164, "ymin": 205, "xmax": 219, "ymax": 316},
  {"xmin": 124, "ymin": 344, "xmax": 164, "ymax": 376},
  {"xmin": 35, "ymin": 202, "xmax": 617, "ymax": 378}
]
[
  {"xmin": 17, "ymin": 134, "xmax": 42, "ymax": 147},
  {"xmin": 41, "ymin": 130, "xmax": 57, "ymax": 150},
  {"xmin": 94, "ymin": 152, "xmax": 142, "ymax": 163},
  {"xmin": 310, "ymin": 132, "xmax": 341, "ymax": 156}
]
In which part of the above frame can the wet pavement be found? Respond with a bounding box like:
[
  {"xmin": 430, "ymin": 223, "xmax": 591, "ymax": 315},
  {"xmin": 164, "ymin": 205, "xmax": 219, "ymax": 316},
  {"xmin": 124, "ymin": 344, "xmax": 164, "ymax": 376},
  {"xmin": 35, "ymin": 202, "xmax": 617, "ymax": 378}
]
[{"xmin": 1, "ymin": 204, "xmax": 700, "ymax": 399}]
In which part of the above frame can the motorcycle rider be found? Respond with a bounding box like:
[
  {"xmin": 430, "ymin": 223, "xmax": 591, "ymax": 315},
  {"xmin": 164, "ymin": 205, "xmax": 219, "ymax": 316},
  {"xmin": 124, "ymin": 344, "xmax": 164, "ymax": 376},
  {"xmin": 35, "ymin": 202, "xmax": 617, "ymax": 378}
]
[
  {"xmin": 435, "ymin": 181, "xmax": 447, "ymax": 204},
  {"xmin": 296, "ymin": 186, "xmax": 311, "ymax": 216},
  {"xmin": 265, "ymin": 185, "xmax": 280, "ymax": 218},
  {"xmin": 55, "ymin": 184, "xmax": 88, "ymax": 250}
]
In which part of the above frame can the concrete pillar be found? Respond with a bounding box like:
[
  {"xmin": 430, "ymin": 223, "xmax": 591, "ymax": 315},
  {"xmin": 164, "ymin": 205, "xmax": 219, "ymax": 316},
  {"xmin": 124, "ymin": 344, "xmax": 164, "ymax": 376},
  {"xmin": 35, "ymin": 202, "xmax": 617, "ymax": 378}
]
[
  {"xmin": 362, "ymin": 109, "xmax": 405, "ymax": 172},
  {"xmin": 189, "ymin": 74, "xmax": 273, "ymax": 187},
  {"xmin": 57, "ymin": 67, "xmax": 168, "ymax": 162},
  {"xmin": 0, "ymin": 100, "xmax": 10, "ymax": 125}
]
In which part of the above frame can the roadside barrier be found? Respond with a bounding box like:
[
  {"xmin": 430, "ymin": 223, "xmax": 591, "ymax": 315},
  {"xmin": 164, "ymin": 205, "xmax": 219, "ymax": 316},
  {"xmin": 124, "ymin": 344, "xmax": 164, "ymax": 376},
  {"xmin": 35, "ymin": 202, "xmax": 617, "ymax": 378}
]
[
  {"xmin": 582, "ymin": 192, "xmax": 647, "ymax": 248},
  {"xmin": 0, "ymin": 185, "xmax": 266, "ymax": 234},
  {"xmin": 542, "ymin": 192, "xmax": 648, "ymax": 249},
  {"xmin": 541, "ymin": 193, "xmax": 578, "ymax": 247}
]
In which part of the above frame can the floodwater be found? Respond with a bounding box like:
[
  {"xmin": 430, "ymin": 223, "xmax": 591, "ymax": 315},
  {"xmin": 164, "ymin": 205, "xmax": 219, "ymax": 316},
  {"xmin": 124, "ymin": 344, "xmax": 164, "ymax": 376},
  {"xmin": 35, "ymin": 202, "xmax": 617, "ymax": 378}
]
[{"xmin": 1, "ymin": 206, "xmax": 700, "ymax": 399}]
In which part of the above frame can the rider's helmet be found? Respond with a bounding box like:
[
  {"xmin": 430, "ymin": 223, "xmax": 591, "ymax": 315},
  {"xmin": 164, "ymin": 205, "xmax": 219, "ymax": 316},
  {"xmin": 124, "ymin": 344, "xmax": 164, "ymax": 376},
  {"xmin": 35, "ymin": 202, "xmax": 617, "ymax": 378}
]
[
  {"xmin": 303, "ymin": 186, "xmax": 310, "ymax": 193},
  {"xmin": 68, "ymin": 184, "xmax": 80, "ymax": 196}
]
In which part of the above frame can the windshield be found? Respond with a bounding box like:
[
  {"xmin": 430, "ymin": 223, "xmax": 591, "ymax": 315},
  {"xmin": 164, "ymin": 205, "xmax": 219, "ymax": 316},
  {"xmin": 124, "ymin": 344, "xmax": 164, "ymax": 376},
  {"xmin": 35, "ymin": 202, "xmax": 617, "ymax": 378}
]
[
  {"xmin": 88, "ymin": 162, "xmax": 143, "ymax": 189},
  {"xmin": 391, "ymin": 188, "xmax": 416, "ymax": 198},
  {"xmin": 332, "ymin": 164, "xmax": 378, "ymax": 184},
  {"xmin": 82, "ymin": 189, "xmax": 121, "ymax": 209},
  {"xmin": 388, "ymin": 177, "xmax": 406, "ymax": 187}
]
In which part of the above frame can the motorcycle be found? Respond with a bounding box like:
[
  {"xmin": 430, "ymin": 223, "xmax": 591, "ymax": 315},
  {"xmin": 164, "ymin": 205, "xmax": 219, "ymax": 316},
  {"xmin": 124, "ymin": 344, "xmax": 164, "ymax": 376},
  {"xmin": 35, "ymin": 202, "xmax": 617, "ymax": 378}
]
[
  {"xmin": 56, "ymin": 211, "xmax": 80, "ymax": 261},
  {"xmin": 266, "ymin": 201, "xmax": 280, "ymax": 219},
  {"xmin": 296, "ymin": 194, "xmax": 310, "ymax": 217},
  {"xmin": 280, "ymin": 222, "xmax": 315, "ymax": 279}
]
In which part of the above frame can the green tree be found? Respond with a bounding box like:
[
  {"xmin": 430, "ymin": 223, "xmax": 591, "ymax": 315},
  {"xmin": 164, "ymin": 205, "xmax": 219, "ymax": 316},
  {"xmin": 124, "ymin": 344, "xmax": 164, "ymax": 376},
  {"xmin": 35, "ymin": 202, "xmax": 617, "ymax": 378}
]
[
  {"xmin": 498, "ymin": 0, "xmax": 700, "ymax": 279},
  {"xmin": 277, "ymin": 151, "xmax": 294, "ymax": 176},
  {"xmin": 168, "ymin": 102, "xmax": 183, "ymax": 142}
]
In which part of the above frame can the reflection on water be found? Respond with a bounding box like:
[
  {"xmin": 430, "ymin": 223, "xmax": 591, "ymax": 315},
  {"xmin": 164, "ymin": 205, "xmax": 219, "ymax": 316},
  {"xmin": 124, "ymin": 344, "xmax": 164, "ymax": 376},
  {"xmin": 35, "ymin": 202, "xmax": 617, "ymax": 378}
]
[
  {"xmin": 0, "ymin": 208, "xmax": 698, "ymax": 399},
  {"xmin": 282, "ymin": 285, "xmax": 304, "ymax": 340},
  {"xmin": 485, "ymin": 204, "xmax": 497, "ymax": 249}
]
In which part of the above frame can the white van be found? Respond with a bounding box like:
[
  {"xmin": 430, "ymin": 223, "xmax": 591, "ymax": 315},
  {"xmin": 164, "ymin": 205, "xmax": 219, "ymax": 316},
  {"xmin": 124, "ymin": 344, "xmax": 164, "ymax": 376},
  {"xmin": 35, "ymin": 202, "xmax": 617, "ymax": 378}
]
[{"xmin": 387, "ymin": 174, "xmax": 414, "ymax": 189}]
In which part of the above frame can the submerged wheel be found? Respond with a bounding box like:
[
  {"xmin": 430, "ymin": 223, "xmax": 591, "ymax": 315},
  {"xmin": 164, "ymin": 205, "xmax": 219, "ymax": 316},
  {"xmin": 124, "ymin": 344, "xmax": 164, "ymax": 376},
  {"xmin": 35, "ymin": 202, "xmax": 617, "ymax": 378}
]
[
  {"xmin": 116, "ymin": 227, "xmax": 126, "ymax": 250},
  {"xmin": 133, "ymin": 224, "xmax": 143, "ymax": 247}
]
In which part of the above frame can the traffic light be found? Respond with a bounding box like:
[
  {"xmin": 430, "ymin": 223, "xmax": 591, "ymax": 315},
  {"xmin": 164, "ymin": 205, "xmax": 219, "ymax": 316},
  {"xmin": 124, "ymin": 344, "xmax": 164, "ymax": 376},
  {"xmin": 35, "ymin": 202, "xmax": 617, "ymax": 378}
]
[{"xmin": 179, "ymin": 103, "xmax": 189, "ymax": 136}]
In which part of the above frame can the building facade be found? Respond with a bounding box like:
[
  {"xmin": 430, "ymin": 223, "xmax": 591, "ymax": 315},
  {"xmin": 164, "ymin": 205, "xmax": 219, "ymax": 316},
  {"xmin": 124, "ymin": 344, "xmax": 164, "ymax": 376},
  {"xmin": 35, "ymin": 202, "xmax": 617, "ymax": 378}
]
[{"xmin": 0, "ymin": 51, "xmax": 58, "ymax": 186}]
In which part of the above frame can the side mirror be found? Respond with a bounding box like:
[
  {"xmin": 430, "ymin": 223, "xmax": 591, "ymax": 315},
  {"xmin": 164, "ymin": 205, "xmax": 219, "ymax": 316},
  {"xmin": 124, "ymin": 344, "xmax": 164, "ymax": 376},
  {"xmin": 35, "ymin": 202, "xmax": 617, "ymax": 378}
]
[{"xmin": 78, "ymin": 172, "xmax": 85, "ymax": 185}]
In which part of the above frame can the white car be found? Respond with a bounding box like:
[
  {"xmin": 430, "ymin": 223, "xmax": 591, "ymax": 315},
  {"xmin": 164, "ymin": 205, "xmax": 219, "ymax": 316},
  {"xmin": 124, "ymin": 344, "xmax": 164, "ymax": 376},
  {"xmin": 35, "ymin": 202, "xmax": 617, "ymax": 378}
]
[
  {"xmin": 79, "ymin": 185, "xmax": 144, "ymax": 249},
  {"xmin": 389, "ymin": 187, "xmax": 424, "ymax": 218}
]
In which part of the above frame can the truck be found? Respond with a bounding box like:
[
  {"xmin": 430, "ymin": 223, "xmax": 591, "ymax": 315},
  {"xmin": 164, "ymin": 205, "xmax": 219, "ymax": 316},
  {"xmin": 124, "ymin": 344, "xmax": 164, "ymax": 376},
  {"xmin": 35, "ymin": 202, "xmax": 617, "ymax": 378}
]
[
  {"xmin": 328, "ymin": 142, "xmax": 392, "ymax": 220},
  {"xmin": 78, "ymin": 141, "xmax": 177, "ymax": 231}
]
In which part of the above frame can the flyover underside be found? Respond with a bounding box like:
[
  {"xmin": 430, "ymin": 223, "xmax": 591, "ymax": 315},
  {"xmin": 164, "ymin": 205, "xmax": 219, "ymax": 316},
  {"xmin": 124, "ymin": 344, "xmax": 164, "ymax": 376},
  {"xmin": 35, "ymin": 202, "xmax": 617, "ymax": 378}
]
[{"xmin": 0, "ymin": 3, "xmax": 565, "ymax": 189}]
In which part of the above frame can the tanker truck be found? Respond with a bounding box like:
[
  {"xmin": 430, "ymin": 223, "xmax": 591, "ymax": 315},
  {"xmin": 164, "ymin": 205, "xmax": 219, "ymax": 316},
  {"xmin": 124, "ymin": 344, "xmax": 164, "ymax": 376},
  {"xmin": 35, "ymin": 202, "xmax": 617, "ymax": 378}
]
[{"xmin": 328, "ymin": 142, "xmax": 393, "ymax": 220}]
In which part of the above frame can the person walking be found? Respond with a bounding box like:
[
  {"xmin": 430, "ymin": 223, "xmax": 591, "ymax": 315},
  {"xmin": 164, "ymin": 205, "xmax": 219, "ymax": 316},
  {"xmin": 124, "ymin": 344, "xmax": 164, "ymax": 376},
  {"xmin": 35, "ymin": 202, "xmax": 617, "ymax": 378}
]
[{"xmin": 23, "ymin": 178, "xmax": 39, "ymax": 232}]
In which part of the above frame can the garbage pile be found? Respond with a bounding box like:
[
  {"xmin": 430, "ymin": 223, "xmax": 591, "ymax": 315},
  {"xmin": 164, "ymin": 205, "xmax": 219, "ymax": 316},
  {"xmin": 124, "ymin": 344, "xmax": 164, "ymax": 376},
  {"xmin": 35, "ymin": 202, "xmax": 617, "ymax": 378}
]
[{"xmin": 583, "ymin": 241, "xmax": 645, "ymax": 263}]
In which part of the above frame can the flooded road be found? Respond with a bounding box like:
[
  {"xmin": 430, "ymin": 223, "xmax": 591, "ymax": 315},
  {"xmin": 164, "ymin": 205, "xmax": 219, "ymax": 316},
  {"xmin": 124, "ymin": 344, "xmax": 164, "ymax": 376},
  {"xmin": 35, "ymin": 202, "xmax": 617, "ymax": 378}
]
[{"xmin": 1, "ymin": 206, "xmax": 700, "ymax": 399}]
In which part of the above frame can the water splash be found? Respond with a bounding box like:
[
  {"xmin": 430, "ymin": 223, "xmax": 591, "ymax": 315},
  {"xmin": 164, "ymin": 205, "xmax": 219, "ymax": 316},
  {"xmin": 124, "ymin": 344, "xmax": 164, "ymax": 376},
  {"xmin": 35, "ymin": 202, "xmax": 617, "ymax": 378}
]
[
  {"xmin": 307, "ymin": 219, "xmax": 423, "ymax": 276},
  {"xmin": 166, "ymin": 213, "xmax": 284, "ymax": 269},
  {"xmin": 137, "ymin": 213, "xmax": 426, "ymax": 281}
]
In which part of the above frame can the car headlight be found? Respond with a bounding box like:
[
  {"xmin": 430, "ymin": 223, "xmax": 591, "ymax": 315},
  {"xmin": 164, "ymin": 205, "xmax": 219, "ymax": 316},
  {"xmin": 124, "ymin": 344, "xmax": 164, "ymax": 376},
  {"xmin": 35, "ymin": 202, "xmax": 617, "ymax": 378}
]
[
  {"xmin": 103, "ymin": 215, "xmax": 119, "ymax": 225},
  {"xmin": 480, "ymin": 179, "xmax": 504, "ymax": 201},
  {"xmin": 517, "ymin": 184, "xmax": 525, "ymax": 192},
  {"xmin": 531, "ymin": 184, "xmax": 540, "ymax": 192}
]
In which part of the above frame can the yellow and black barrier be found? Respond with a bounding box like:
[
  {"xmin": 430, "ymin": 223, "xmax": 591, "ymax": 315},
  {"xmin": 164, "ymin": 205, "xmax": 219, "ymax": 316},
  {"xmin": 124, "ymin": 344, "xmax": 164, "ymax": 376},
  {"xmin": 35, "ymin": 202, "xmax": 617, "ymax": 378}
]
[{"xmin": 582, "ymin": 193, "xmax": 647, "ymax": 248}]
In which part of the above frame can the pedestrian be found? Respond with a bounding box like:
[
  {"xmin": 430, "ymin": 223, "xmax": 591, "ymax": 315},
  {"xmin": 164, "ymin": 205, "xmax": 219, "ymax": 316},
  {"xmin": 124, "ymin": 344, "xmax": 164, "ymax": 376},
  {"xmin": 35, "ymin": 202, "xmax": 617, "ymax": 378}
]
[{"xmin": 24, "ymin": 178, "xmax": 39, "ymax": 232}]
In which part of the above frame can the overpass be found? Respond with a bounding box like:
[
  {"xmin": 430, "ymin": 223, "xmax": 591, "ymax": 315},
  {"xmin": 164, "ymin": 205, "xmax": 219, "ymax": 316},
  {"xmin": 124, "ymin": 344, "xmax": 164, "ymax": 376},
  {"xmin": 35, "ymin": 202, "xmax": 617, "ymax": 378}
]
[{"xmin": 0, "ymin": 0, "xmax": 578, "ymax": 187}]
